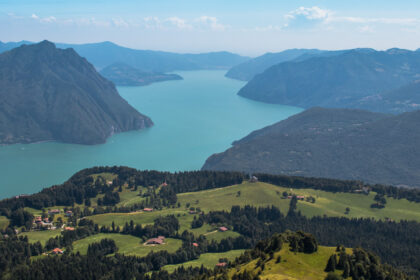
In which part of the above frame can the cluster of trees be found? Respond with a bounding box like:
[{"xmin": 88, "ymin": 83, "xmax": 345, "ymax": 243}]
[
  {"xmin": 199, "ymin": 204, "xmax": 420, "ymax": 277},
  {"xmin": 325, "ymin": 246, "xmax": 412, "ymax": 280}
]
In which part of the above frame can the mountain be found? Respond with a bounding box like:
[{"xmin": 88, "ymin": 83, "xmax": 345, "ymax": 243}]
[
  {"xmin": 225, "ymin": 49, "xmax": 323, "ymax": 81},
  {"xmin": 237, "ymin": 48, "xmax": 420, "ymax": 113},
  {"xmin": 0, "ymin": 41, "xmax": 153, "ymax": 145},
  {"xmin": 353, "ymin": 79, "xmax": 420, "ymax": 113},
  {"xmin": 0, "ymin": 40, "xmax": 32, "ymax": 53},
  {"xmin": 55, "ymin": 41, "xmax": 250, "ymax": 72},
  {"xmin": 0, "ymin": 41, "xmax": 250, "ymax": 72},
  {"xmin": 202, "ymin": 107, "xmax": 420, "ymax": 187},
  {"xmin": 99, "ymin": 63, "xmax": 182, "ymax": 86}
]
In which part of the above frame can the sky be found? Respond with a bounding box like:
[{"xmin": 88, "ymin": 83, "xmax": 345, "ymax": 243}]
[{"xmin": 1, "ymin": 0, "xmax": 420, "ymax": 56}]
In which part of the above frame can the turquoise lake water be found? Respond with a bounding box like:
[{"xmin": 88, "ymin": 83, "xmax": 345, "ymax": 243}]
[{"xmin": 0, "ymin": 70, "xmax": 302, "ymax": 199}]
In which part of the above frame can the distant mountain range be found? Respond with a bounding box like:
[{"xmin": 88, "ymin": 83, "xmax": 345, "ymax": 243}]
[
  {"xmin": 202, "ymin": 107, "xmax": 420, "ymax": 187},
  {"xmin": 100, "ymin": 63, "xmax": 183, "ymax": 86},
  {"xmin": 225, "ymin": 49, "xmax": 323, "ymax": 81},
  {"xmin": 0, "ymin": 41, "xmax": 153, "ymax": 145},
  {"xmin": 236, "ymin": 48, "xmax": 420, "ymax": 113},
  {"xmin": 0, "ymin": 41, "xmax": 250, "ymax": 72},
  {"xmin": 225, "ymin": 48, "xmax": 358, "ymax": 81}
]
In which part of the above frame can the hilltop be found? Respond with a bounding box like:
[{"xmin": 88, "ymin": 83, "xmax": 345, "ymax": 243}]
[
  {"xmin": 202, "ymin": 107, "xmax": 420, "ymax": 187},
  {"xmin": 99, "ymin": 63, "xmax": 183, "ymax": 86},
  {"xmin": 0, "ymin": 41, "xmax": 153, "ymax": 145},
  {"xmin": 237, "ymin": 48, "xmax": 420, "ymax": 113}
]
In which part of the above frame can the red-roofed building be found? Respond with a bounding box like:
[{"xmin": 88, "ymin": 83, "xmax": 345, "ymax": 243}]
[
  {"xmin": 65, "ymin": 227, "xmax": 75, "ymax": 231},
  {"xmin": 216, "ymin": 262, "xmax": 227, "ymax": 267},
  {"xmin": 296, "ymin": 196, "xmax": 305, "ymax": 200},
  {"xmin": 162, "ymin": 182, "xmax": 168, "ymax": 187},
  {"xmin": 146, "ymin": 236, "xmax": 165, "ymax": 245},
  {"xmin": 51, "ymin": 248, "xmax": 63, "ymax": 255},
  {"xmin": 219, "ymin": 226, "xmax": 228, "ymax": 232},
  {"xmin": 143, "ymin": 208, "xmax": 153, "ymax": 212},
  {"xmin": 192, "ymin": 242, "xmax": 199, "ymax": 247}
]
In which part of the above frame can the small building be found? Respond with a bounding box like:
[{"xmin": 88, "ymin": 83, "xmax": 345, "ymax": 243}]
[
  {"xmin": 34, "ymin": 216, "xmax": 42, "ymax": 223},
  {"xmin": 296, "ymin": 196, "xmax": 305, "ymax": 200},
  {"xmin": 216, "ymin": 262, "xmax": 227, "ymax": 267},
  {"xmin": 106, "ymin": 181, "xmax": 113, "ymax": 185},
  {"xmin": 146, "ymin": 236, "xmax": 165, "ymax": 245},
  {"xmin": 64, "ymin": 227, "xmax": 75, "ymax": 231},
  {"xmin": 249, "ymin": 176, "xmax": 258, "ymax": 183},
  {"xmin": 192, "ymin": 242, "xmax": 199, "ymax": 247},
  {"xmin": 65, "ymin": 211, "xmax": 73, "ymax": 217},
  {"xmin": 143, "ymin": 208, "xmax": 153, "ymax": 212},
  {"xmin": 48, "ymin": 209, "xmax": 61, "ymax": 215},
  {"xmin": 51, "ymin": 248, "xmax": 63, "ymax": 255},
  {"xmin": 162, "ymin": 182, "xmax": 168, "ymax": 187},
  {"xmin": 219, "ymin": 226, "xmax": 228, "ymax": 232}
]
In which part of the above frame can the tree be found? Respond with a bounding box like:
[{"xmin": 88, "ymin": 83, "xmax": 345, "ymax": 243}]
[
  {"xmin": 325, "ymin": 255, "xmax": 337, "ymax": 272},
  {"xmin": 324, "ymin": 272, "xmax": 343, "ymax": 280},
  {"xmin": 287, "ymin": 196, "xmax": 298, "ymax": 217}
]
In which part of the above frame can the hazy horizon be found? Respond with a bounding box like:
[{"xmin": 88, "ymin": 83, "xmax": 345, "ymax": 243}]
[{"xmin": 2, "ymin": 0, "xmax": 420, "ymax": 56}]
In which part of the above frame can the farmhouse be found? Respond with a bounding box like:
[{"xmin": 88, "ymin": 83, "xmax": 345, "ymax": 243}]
[
  {"xmin": 48, "ymin": 209, "xmax": 61, "ymax": 215},
  {"xmin": 145, "ymin": 236, "xmax": 165, "ymax": 245},
  {"xmin": 51, "ymin": 248, "xmax": 63, "ymax": 255},
  {"xmin": 219, "ymin": 226, "xmax": 228, "ymax": 232}
]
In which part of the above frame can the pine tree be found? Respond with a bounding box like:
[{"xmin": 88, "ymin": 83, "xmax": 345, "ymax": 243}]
[{"xmin": 325, "ymin": 254, "xmax": 337, "ymax": 272}]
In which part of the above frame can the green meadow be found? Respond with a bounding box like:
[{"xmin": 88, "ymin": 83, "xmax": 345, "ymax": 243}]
[
  {"xmin": 21, "ymin": 229, "xmax": 62, "ymax": 245},
  {"xmin": 72, "ymin": 233, "xmax": 182, "ymax": 256},
  {"xmin": 0, "ymin": 216, "xmax": 9, "ymax": 230},
  {"xmin": 163, "ymin": 250, "xmax": 245, "ymax": 272}
]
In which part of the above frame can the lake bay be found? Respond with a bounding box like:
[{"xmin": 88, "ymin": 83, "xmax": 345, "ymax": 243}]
[{"xmin": 0, "ymin": 70, "xmax": 302, "ymax": 198}]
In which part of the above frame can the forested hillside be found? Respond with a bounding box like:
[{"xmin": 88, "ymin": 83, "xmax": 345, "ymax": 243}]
[{"xmin": 203, "ymin": 107, "xmax": 420, "ymax": 187}]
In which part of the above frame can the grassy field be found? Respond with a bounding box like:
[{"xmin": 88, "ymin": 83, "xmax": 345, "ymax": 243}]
[
  {"xmin": 21, "ymin": 229, "xmax": 62, "ymax": 245},
  {"xmin": 0, "ymin": 216, "xmax": 9, "ymax": 230},
  {"xmin": 228, "ymin": 245, "xmax": 348, "ymax": 280},
  {"xmin": 178, "ymin": 182, "xmax": 420, "ymax": 222},
  {"xmin": 72, "ymin": 233, "xmax": 182, "ymax": 256},
  {"xmin": 88, "ymin": 209, "xmax": 188, "ymax": 227},
  {"xmin": 163, "ymin": 250, "xmax": 245, "ymax": 272}
]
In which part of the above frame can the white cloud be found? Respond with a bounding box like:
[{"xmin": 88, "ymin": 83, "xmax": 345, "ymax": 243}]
[
  {"xmin": 165, "ymin": 17, "xmax": 192, "ymax": 30},
  {"xmin": 112, "ymin": 18, "xmax": 129, "ymax": 28},
  {"xmin": 31, "ymin": 14, "xmax": 39, "ymax": 20},
  {"xmin": 285, "ymin": 6, "xmax": 332, "ymax": 28},
  {"xmin": 195, "ymin": 16, "xmax": 226, "ymax": 31},
  {"xmin": 144, "ymin": 16, "xmax": 161, "ymax": 29}
]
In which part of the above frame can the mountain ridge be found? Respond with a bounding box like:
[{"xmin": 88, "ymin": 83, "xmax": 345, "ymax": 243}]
[
  {"xmin": 0, "ymin": 40, "xmax": 153, "ymax": 145},
  {"xmin": 202, "ymin": 107, "xmax": 420, "ymax": 187}
]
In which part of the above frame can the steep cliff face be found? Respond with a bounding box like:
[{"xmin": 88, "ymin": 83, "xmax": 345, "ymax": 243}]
[{"xmin": 0, "ymin": 41, "xmax": 153, "ymax": 145}]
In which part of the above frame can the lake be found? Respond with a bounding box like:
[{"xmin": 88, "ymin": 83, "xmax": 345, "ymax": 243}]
[{"xmin": 0, "ymin": 70, "xmax": 302, "ymax": 199}]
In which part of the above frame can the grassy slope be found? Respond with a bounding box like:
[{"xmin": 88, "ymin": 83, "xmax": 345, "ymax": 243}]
[
  {"xmin": 21, "ymin": 229, "xmax": 62, "ymax": 245},
  {"xmin": 163, "ymin": 250, "xmax": 245, "ymax": 273},
  {"xmin": 179, "ymin": 182, "xmax": 420, "ymax": 222},
  {"xmin": 228, "ymin": 245, "xmax": 349, "ymax": 280},
  {"xmin": 0, "ymin": 216, "xmax": 9, "ymax": 230},
  {"xmin": 72, "ymin": 233, "xmax": 182, "ymax": 256}
]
